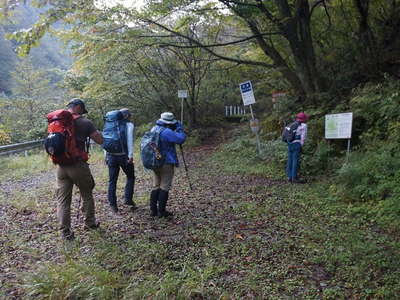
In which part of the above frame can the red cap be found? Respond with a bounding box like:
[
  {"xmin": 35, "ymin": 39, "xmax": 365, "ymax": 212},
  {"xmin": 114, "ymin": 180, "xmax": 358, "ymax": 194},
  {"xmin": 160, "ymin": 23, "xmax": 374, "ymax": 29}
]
[{"xmin": 296, "ymin": 112, "xmax": 309, "ymax": 122}]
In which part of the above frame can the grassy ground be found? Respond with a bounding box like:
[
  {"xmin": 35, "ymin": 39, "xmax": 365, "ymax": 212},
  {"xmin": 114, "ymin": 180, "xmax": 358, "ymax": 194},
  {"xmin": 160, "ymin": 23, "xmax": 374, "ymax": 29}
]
[
  {"xmin": 0, "ymin": 150, "xmax": 54, "ymax": 183},
  {"xmin": 0, "ymin": 129, "xmax": 399, "ymax": 299}
]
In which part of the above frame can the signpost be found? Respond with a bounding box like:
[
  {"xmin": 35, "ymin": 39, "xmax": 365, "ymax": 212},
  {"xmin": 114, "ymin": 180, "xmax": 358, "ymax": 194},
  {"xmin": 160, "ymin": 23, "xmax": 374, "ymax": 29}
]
[
  {"xmin": 178, "ymin": 90, "xmax": 188, "ymax": 124},
  {"xmin": 239, "ymin": 80, "xmax": 261, "ymax": 154},
  {"xmin": 177, "ymin": 89, "xmax": 193, "ymax": 190},
  {"xmin": 325, "ymin": 112, "xmax": 353, "ymax": 162}
]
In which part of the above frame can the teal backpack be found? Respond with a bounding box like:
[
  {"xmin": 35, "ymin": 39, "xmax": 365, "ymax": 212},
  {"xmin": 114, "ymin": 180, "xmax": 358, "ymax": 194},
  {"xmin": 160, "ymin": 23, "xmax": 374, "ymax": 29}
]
[
  {"xmin": 140, "ymin": 126, "xmax": 165, "ymax": 169},
  {"xmin": 102, "ymin": 110, "xmax": 127, "ymax": 153}
]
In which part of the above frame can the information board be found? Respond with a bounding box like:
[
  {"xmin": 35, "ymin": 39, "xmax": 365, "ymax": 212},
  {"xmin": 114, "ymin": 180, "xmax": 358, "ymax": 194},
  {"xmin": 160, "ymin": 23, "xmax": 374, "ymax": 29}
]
[
  {"xmin": 178, "ymin": 90, "xmax": 188, "ymax": 98},
  {"xmin": 325, "ymin": 113, "xmax": 353, "ymax": 139},
  {"xmin": 239, "ymin": 80, "xmax": 256, "ymax": 106}
]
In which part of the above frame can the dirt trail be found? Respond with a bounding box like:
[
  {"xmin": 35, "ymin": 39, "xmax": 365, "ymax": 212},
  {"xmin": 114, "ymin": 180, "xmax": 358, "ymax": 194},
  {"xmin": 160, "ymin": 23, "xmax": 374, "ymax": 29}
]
[{"xmin": 0, "ymin": 133, "xmax": 329, "ymax": 298}]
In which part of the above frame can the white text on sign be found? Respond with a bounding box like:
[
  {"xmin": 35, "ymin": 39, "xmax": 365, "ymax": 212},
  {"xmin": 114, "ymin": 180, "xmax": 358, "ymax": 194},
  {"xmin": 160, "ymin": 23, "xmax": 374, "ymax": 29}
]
[{"xmin": 239, "ymin": 80, "xmax": 256, "ymax": 106}]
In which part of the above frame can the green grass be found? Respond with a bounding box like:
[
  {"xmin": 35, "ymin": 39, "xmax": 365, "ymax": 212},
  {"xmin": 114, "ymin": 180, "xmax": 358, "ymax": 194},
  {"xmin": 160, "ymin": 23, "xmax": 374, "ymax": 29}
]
[
  {"xmin": 0, "ymin": 146, "xmax": 105, "ymax": 183},
  {"xmin": 0, "ymin": 151, "xmax": 54, "ymax": 182}
]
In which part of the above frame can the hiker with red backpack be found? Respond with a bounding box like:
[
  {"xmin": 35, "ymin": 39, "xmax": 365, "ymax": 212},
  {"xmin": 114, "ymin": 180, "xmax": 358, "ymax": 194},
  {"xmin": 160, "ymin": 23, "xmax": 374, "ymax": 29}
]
[
  {"xmin": 102, "ymin": 108, "xmax": 136, "ymax": 214},
  {"xmin": 141, "ymin": 112, "xmax": 186, "ymax": 217},
  {"xmin": 45, "ymin": 98, "xmax": 103, "ymax": 240},
  {"xmin": 282, "ymin": 112, "xmax": 309, "ymax": 184}
]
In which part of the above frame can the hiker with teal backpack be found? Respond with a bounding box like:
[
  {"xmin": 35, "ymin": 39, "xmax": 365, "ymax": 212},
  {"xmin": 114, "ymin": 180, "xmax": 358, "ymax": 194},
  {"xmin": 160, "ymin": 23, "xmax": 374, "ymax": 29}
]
[
  {"xmin": 282, "ymin": 112, "xmax": 309, "ymax": 183},
  {"xmin": 141, "ymin": 112, "xmax": 186, "ymax": 217},
  {"xmin": 102, "ymin": 108, "xmax": 136, "ymax": 213}
]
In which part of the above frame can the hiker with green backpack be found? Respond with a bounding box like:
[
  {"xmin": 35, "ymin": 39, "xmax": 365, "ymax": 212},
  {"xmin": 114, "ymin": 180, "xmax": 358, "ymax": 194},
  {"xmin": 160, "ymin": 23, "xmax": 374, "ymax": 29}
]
[
  {"xmin": 140, "ymin": 112, "xmax": 186, "ymax": 217},
  {"xmin": 102, "ymin": 108, "xmax": 136, "ymax": 214}
]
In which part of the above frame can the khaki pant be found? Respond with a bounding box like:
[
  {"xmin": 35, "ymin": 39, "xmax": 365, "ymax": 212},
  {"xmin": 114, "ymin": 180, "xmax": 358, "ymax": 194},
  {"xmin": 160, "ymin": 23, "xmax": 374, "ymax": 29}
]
[
  {"xmin": 153, "ymin": 164, "xmax": 175, "ymax": 191},
  {"xmin": 56, "ymin": 161, "xmax": 96, "ymax": 232}
]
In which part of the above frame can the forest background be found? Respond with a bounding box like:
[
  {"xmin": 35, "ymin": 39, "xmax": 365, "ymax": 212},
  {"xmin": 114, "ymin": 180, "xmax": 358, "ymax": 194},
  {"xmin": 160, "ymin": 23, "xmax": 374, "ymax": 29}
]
[{"xmin": 0, "ymin": 0, "xmax": 400, "ymax": 232}]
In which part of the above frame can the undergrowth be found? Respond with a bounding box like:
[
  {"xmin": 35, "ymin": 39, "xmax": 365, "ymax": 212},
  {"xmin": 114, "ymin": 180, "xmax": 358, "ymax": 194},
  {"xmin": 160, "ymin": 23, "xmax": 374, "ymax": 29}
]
[{"xmin": 209, "ymin": 127, "xmax": 400, "ymax": 298}]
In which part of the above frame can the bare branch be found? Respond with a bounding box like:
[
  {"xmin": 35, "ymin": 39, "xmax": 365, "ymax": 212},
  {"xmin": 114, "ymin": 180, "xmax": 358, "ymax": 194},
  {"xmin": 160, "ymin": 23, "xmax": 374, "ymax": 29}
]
[{"xmin": 141, "ymin": 18, "xmax": 275, "ymax": 68}]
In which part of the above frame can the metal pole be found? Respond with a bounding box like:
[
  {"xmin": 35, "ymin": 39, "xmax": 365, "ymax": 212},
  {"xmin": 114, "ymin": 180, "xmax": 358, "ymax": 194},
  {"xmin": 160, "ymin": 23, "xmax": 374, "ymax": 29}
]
[
  {"xmin": 249, "ymin": 104, "xmax": 255, "ymax": 119},
  {"xmin": 76, "ymin": 194, "xmax": 81, "ymax": 221},
  {"xmin": 249, "ymin": 105, "xmax": 262, "ymax": 155},
  {"xmin": 181, "ymin": 98, "xmax": 184, "ymax": 125},
  {"xmin": 180, "ymin": 100, "xmax": 193, "ymax": 191},
  {"xmin": 346, "ymin": 139, "xmax": 351, "ymax": 163}
]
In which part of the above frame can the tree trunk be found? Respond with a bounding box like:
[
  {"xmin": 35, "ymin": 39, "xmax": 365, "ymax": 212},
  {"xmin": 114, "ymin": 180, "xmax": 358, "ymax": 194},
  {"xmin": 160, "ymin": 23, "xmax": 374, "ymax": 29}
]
[
  {"xmin": 354, "ymin": 0, "xmax": 376, "ymax": 56},
  {"xmin": 276, "ymin": 0, "xmax": 325, "ymax": 96},
  {"xmin": 246, "ymin": 20, "xmax": 306, "ymax": 97}
]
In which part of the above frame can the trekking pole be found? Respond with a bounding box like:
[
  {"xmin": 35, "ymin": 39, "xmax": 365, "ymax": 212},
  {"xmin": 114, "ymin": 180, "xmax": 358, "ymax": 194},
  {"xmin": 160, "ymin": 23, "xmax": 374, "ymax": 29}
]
[
  {"xmin": 179, "ymin": 144, "xmax": 193, "ymax": 191},
  {"xmin": 178, "ymin": 97, "xmax": 192, "ymax": 191},
  {"xmin": 76, "ymin": 194, "xmax": 81, "ymax": 221}
]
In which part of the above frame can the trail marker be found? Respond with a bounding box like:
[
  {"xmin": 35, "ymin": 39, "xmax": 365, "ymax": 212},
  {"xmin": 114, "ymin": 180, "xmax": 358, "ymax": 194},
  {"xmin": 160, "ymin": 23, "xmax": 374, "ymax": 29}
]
[
  {"xmin": 239, "ymin": 80, "xmax": 261, "ymax": 154},
  {"xmin": 178, "ymin": 90, "xmax": 188, "ymax": 125}
]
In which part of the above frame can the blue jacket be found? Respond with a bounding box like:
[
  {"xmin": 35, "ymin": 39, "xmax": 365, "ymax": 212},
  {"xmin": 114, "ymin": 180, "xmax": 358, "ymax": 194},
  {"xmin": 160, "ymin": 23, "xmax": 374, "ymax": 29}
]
[{"xmin": 155, "ymin": 120, "xmax": 186, "ymax": 166}]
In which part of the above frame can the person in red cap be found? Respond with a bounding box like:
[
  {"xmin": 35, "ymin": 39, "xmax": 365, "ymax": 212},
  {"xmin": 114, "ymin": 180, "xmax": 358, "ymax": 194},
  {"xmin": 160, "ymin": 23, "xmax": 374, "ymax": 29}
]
[{"xmin": 286, "ymin": 112, "xmax": 309, "ymax": 183}]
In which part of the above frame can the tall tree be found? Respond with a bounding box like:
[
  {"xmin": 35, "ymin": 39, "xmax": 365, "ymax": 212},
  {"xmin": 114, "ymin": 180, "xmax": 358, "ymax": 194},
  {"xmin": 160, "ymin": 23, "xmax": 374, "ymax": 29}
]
[{"xmin": 4, "ymin": 58, "xmax": 53, "ymax": 141}]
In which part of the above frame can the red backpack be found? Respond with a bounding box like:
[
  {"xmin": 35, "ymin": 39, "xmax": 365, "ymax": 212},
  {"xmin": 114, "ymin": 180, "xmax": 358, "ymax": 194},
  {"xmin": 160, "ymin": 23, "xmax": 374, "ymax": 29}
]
[{"xmin": 44, "ymin": 109, "xmax": 89, "ymax": 165}]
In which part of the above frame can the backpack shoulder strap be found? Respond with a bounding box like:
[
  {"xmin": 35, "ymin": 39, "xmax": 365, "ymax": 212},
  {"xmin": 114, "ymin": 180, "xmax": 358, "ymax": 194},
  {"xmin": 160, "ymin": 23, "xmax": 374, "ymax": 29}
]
[{"xmin": 72, "ymin": 113, "xmax": 82, "ymax": 121}]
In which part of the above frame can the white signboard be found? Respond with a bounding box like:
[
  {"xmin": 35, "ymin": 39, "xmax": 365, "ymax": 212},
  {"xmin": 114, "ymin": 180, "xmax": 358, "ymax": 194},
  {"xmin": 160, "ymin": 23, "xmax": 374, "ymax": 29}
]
[
  {"xmin": 325, "ymin": 113, "xmax": 353, "ymax": 139},
  {"xmin": 239, "ymin": 80, "xmax": 256, "ymax": 106},
  {"xmin": 178, "ymin": 90, "xmax": 188, "ymax": 98}
]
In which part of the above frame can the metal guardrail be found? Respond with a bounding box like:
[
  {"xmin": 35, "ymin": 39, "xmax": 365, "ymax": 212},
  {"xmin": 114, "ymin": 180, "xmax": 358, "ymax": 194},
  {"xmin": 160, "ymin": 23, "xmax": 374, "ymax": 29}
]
[
  {"xmin": 0, "ymin": 140, "xmax": 44, "ymax": 156},
  {"xmin": 0, "ymin": 138, "xmax": 99, "ymax": 157},
  {"xmin": 225, "ymin": 105, "xmax": 247, "ymax": 117}
]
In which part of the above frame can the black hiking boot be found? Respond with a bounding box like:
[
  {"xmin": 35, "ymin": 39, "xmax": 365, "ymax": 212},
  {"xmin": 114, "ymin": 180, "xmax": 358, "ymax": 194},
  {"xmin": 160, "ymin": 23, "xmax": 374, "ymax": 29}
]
[
  {"xmin": 158, "ymin": 189, "xmax": 173, "ymax": 218},
  {"xmin": 61, "ymin": 229, "xmax": 75, "ymax": 241},
  {"xmin": 124, "ymin": 201, "xmax": 137, "ymax": 212},
  {"xmin": 110, "ymin": 205, "xmax": 119, "ymax": 214},
  {"xmin": 124, "ymin": 200, "xmax": 136, "ymax": 207},
  {"xmin": 292, "ymin": 177, "xmax": 307, "ymax": 184},
  {"xmin": 129, "ymin": 205, "xmax": 137, "ymax": 212},
  {"xmin": 84, "ymin": 221, "xmax": 100, "ymax": 230},
  {"xmin": 150, "ymin": 189, "xmax": 160, "ymax": 217}
]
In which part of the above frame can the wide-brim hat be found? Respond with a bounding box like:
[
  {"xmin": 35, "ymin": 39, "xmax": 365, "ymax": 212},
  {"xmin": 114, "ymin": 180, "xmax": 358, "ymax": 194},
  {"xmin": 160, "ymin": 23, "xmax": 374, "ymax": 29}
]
[
  {"xmin": 67, "ymin": 98, "xmax": 88, "ymax": 114},
  {"xmin": 158, "ymin": 112, "xmax": 177, "ymax": 124}
]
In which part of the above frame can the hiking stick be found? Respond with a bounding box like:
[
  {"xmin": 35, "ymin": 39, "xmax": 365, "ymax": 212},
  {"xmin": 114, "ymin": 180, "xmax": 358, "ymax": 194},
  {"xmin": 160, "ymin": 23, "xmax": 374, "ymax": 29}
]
[
  {"xmin": 179, "ymin": 144, "xmax": 193, "ymax": 191},
  {"xmin": 76, "ymin": 194, "xmax": 81, "ymax": 221},
  {"xmin": 178, "ymin": 100, "xmax": 192, "ymax": 190}
]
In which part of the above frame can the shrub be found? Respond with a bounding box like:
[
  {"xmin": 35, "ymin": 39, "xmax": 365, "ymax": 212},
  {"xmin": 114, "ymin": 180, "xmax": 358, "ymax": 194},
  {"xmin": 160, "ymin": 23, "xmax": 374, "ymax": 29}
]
[
  {"xmin": 0, "ymin": 128, "xmax": 11, "ymax": 145},
  {"xmin": 302, "ymin": 140, "xmax": 338, "ymax": 176},
  {"xmin": 259, "ymin": 115, "xmax": 281, "ymax": 141},
  {"xmin": 350, "ymin": 78, "xmax": 400, "ymax": 145},
  {"xmin": 135, "ymin": 122, "xmax": 153, "ymax": 138},
  {"xmin": 334, "ymin": 144, "xmax": 400, "ymax": 202}
]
